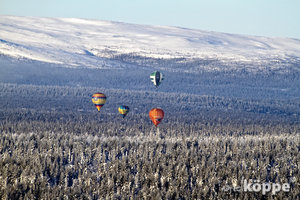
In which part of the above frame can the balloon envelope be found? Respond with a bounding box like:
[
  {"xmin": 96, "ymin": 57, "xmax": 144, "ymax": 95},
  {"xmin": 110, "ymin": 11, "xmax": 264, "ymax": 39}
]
[
  {"xmin": 92, "ymin": 93, "xmax": 106, "ymax": 112},
  {"xmin": 150, "ymin": 71, "xmax": 163, "ymax": 87},
  {"xmin": 149, "ymin": 108, "xmax": 164, "ymax": 127},
  {"xmin": 118, "ymin": 105, "xmax": 130, "ymax": 118}
]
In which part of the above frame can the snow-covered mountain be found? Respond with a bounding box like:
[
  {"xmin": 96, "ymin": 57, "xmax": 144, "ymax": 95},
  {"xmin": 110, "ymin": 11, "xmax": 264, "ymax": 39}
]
[{"xmin": 0, "ymin": 15, "xmax": 299, "ymax": 72}]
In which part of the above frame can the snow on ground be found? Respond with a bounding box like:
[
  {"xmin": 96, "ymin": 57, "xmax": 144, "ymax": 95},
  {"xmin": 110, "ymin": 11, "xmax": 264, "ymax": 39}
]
[{"xmin": 0, "ymin": 15, "xmax": 299, "ymax": 70}]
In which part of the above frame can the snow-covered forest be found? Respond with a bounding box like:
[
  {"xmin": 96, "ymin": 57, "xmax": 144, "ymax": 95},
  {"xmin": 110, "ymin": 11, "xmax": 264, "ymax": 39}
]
[{"xmin": 0, "ymin": 16, "xmax": 299, "ymax": 199}]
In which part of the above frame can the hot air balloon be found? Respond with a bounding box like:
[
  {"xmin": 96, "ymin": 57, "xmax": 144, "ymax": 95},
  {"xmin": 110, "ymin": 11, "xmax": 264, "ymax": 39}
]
[
  {"xmin": 92, "ymin": 93, "xmax": 106, "ymax": 112},
  {"xmin": 149, "ymin": 108, "xmax": 164, "ymax": 127},
  {"xmin": 150, "ymin": 71, "xmax": 163, "ymax": 87},
  {"xmin": 118, "ymin": 105, "xmax": 130, "ymax": 118}
]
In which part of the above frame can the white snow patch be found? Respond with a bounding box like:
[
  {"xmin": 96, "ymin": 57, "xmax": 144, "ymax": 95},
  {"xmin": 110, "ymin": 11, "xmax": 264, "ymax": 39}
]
[{"xmin": 0, "ymin": 15, "xmax": 299, "ymax": 71}]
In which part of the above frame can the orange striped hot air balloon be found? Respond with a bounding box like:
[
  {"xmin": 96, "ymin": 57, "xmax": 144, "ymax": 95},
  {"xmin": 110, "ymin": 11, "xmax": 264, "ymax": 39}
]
[
  {"xmin": 149, "ymin": 108, "xmax": 164, "ymax": 127},
  {"xmin": 92, "ymin": 93, "xmax": 106, "ymax": 112}
]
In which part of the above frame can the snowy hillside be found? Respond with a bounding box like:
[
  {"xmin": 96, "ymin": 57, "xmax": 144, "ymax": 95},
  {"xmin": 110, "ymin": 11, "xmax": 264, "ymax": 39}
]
[{"xmin": 0, "ymin": 15, "xmax": 299, "ymax": 72}]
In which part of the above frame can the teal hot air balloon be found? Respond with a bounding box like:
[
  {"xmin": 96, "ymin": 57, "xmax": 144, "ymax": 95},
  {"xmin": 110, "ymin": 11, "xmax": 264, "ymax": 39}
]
[{"xmin": 118, "ymin": 105, "xmax": 130, "ymax": 118}]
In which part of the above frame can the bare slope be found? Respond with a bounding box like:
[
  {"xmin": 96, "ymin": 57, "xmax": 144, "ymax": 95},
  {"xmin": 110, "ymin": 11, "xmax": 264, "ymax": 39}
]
[{"xmin": 0, "ymin": 15, "xmax": 299, "ymax": 72}]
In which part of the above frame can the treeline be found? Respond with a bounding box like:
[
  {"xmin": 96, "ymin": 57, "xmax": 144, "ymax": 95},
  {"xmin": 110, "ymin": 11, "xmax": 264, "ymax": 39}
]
[
  {"xmin": 111, "ymin": 52, "xmax": 299, "ymax": 74},
  {"xmin": 0, "ymin": 130, "xmax": 299, "ymax": 199}
]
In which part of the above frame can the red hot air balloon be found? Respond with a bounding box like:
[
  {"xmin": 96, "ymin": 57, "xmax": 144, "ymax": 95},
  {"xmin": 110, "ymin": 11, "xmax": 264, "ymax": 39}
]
[{"xmin": 149, "ymin": 108, "xmax": 164, "ymax": 127}]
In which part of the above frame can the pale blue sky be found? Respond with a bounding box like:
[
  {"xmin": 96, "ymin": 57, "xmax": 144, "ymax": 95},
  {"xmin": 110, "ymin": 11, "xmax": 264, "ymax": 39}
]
[{"xmin": 0, "ymin": 0, "xmax": 299, "ymax": 38}]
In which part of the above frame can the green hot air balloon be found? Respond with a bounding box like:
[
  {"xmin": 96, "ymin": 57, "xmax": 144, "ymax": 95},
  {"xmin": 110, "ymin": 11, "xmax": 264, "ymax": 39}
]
[{"xmin": 150, "ymin": 71, "xmax": 164, "ymax": 88}]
